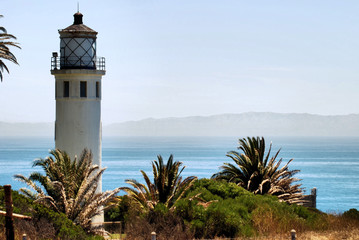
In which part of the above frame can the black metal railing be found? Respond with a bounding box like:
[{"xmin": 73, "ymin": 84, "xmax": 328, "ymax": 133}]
[{"xmin": 51, "ymin": 56, "xmax": 105, "ymax": 71}]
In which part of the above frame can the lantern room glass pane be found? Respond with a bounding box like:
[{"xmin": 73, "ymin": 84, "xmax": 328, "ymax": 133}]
[{"xmin": 60, "ymin": 37, "xmax": 96, "ymax": 69}]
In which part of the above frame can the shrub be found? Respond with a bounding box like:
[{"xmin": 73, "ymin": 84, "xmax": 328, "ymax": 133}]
[
  {"xmin": 203, "ymin": 199, "xmax": 254, "ymax": 238},
  {"xmin": 111, "ymin": 179, "xmax": 331, "ymax": 239},
  {"xmin": 343, "ymin": 208, "xmax": 359, "ymax": 221},
  {"xmin": 105, "ymin": 195, "xmax": 133, "ymax": 222},
  {"xmin": 175, "ymin": 179, "xmax": 328, "ymax": 238},
  {"xmin": 125, "ymin": 204, "xmax": 193, "ymax": 240},
  {"xmin": 191, "ymin": 178, "xmax": 251, "ymax": 200}
]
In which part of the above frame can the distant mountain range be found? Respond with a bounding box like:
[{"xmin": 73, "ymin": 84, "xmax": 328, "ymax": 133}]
[
  {"xmin": 1, "ymin": 112, "xmax": 359, "ymax": 137},
  {"xmin": 0, "ymin": 122, "xmax": 54, "ymax": 137},
  {"xmin": 105, "ymin": 112, "xmax": 359, "ymax": 137}
]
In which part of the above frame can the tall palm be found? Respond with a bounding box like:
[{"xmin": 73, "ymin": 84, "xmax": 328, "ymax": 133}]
[
  {"xmin": 212, "ymin": 137, "xmax": 303, "ymax": 204},
  {"xmin": 0, "ymin": 15, "xmax": 20, "ymax": 81},
  {"xmin": 15, "ymin": 149, "xmax": 121, "ymax": 232},
  {"xmin": 123, "ymin": 155, "xmax": 197, "ymax": 211}
]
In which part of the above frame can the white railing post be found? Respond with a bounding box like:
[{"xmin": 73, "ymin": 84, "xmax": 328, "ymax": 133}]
[
  {"xmin": 151, "ymin": 231, "xmax": 156, "ymax": 240},
  {"xmin": 291, "ymin": 229, "xmax": 296, "ymax": 240}
]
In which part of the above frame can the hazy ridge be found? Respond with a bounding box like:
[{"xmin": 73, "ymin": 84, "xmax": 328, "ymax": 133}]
[
  {"xmin": 0, "ymin": 122, "xmax": 54, "ymax": 137},
  {"xmin": 105, "ymin": 112, "xmax": 359, "ymax": 137},
  {"xmin": 1, "ymin": 112, "xmax": 359, "ymax": 137}
]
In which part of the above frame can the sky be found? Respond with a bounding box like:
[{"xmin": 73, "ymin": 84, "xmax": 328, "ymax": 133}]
[{"xmin": 0, "ymin": 0, "xmax": 358, "ymax": 124}]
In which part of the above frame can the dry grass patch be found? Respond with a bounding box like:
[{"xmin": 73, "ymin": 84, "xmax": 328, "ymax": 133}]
[{"xmin": 212, "ymin": 228, "xmax": 359, "ymax": 240}]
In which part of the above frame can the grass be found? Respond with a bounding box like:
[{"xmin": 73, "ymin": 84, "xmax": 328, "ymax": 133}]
[
  {"xmin": 216, "ymin": 211, "xmax": 359, "ymax": 240},
  {"xmin": 108, "ymin": 233, "xmax": 126, "ymax": 239},
  {"xmin": 230, "ymin": 228, "xmax": 359, "ymax": 240}
]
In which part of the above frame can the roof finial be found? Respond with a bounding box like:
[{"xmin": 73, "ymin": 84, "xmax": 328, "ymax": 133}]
[
  {"xmin": 73, "ymin": 10, "xmax": 83, "ymax": 25},
  {"xmin": 77, "ymin": 2, "xmax": 80, "ymax": 13}
]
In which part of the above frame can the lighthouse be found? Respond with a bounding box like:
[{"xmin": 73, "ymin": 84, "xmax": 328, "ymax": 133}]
[{"xmin": 51, "ymin": 12, "xmax": 105, "ymax": 191}]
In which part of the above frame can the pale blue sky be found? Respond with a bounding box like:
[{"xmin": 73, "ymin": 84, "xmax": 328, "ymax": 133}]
[{"xmin": 0, "ymin": 1, "xmax": 358, "ymax": 124}]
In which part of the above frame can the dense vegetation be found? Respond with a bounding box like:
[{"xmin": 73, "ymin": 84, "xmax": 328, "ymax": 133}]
[
  {"xmin": 6, "ymin": 137, "xmax": 359, "ymax": 239},
  {"xmin": 14, "ymin": 149, "xmax": 121, "ymax": 233},
  {"xmin": 107, "ymin": 178, "xmax": 330, "ymax": 239},
  {"xmin": 122, "ymin": 155, "xmax": 197, "ymax": 211},
  {"xmin": 177, "ymin": 179, "xmax": 324, "ymax": 238},
  {"xmin": 0, "ymin": 186, "xmax": 103, "ymax": 240},
  {"xmin": 212, "ymin": 137, "xmax": 303, "ymax": 204},
  {"xmin": 105, "ymin": 136, "xmax": 359, "ymax": 239}
]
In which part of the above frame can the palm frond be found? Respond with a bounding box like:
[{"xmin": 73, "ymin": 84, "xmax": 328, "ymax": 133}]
[
  {"xmin": 14, "ymin": 148, "xmax": 119, "ymax": 233},
  {"xmin": 212, "ymin": 136, "xmax": 304, "ymax": 204},
  {"xmin": 124, "ymin": 155, "xmax": 197, "ymax": 211},
  {"xmin": 0, "ymin": 16, "xmax": 20, "ymax": 81}
]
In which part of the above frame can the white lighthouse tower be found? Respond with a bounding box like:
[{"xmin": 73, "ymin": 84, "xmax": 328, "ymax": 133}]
[{"xmin": 51, "ymin": 12, "xmax": 105, "ymax": 191}]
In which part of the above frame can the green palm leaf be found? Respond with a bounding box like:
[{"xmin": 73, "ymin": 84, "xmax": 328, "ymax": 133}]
[
  {"xmin": 0, "ymin": 15, "xmax": 20, "ymax": 81},
  {"xmin": 14, "ymin": 148, "xmax": 121, "ymax": 233},
  {"xmin": 123, "ymin": 154, "xmax": 197, "ymax": 211},
  {"xmin": 212, "ymin": 137, "xmax": 304, "ymax": 204}
]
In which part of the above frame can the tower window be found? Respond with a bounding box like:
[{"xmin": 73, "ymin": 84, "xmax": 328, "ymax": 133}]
[
  {"xmin": 80, "ymin": 81, "xmax": 87, "ymax": 98},
  {"xmin": 96, "ymin": 82, "xmax": 100, "ymax": 98},
  {"xmin": 63, "ymin": 81, "xmax": 69, "ymax": 98}
]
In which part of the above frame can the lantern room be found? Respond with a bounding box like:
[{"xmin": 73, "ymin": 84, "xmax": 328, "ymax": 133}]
[{"xmin": 57, "ymin": 12, "xmax": 99, "ymax": 69}]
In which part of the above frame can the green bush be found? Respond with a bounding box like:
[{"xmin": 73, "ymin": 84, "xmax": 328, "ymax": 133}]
[
  {"xmin": 204, "ymin": 199, "xmax": 254, "ymax": 238},
  {"xmin": 189, "ymin": 178, "xmax": 251, "ymax": 200},
  {"xmin": 343, "ymin": 208, "xmax": 359, "ymax": 221},
  {"xmin": 32, "ymin": 204, "xmax": 92, "ymax": 240},
  {"xmin": 105, "ymin": 195, "xmax": 133, "ymax": 222},
  {"xmin": 105, "ymin": 179, "xmax": 329, "ymax": 239},
  {"xmin": 175, "ymin": 178, "xmax": 327, "ymax": 238}
]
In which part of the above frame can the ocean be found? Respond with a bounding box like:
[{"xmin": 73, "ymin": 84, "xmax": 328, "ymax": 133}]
[{"xmin": 0, "ymin": 136, "xmax": 358, "ymax": 213}]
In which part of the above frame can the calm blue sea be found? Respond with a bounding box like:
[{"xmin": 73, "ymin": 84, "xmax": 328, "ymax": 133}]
[{"xmin": 0, "ymin": 136, "xmax": 358, "ymax": 213}]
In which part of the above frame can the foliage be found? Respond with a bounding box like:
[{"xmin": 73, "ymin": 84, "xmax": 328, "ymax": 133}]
[
  {"xmin": 14, "ymin": 149, "xmax": 121, "ymax": 233},
  {"xmin": 0, "ymin": 186, "xmax": 103, "ymax": 240},
  {"xmin": 106, "ymin": 179, "xmax": 346, "ymax": 239},
  {"xmin": 105, "ymin": 195, "xmax": 134, "ymax": 222},
  {"xmin": 174, "ymin": 178, "xmax": 327, "ymax": 239},
  {"xmin": 343, "ymin": 208, "xmax": 359, "ymax": 221},
  {"xmin": 124, "ymin": 204, "xmax": 193, "ymax": 240},
  {"xmin": 122, "ymin": 154, "xmax": 197, "ymax": 211},
  {"xmin": 32, "ymin": 204, "xmax": 99, "ymax": 240},
  {"xmin": 0, "ymin": 15, "xmax": 20, "ymax": 81},
  {"xmin": 212, "ymin": 136, "xmax": 303, "ymax": 204}
]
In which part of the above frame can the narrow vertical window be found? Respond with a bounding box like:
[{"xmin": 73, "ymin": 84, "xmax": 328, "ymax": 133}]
[
  {"xmin": 63, "ymin": 81, "xmax": 69, "ymax": 98},
  {"xmin": 80, "ymin": 81, "xmax": 87, "ymax": 98},
  {"xmin": 96, "ymin": 82, "xmax": 100, "ymax": 98},
  {"xmin": 55, "ymin": 82, "xmax": 58, "ymax": 98}
]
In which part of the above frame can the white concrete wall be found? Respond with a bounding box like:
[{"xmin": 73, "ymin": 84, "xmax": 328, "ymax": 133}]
[{"xmin": 52, "ymin": 69, "xmax": 105, "ymax": 192}]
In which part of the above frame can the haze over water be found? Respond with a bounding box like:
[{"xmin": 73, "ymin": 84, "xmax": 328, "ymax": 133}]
[{"xmin": 1, "ymin": 136, "xmax": 358, "ymax": 213}]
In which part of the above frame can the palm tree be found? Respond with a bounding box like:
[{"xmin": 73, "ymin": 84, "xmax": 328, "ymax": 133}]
[
  {"xmin": 212, "ymin": 137, "xmax": 303, "ymax": 204},
  {"xmin": 15, "ymin": 149, "xmax": 121, "ymax": 233},
  {"xmin": 0, "ymin": 15, "xmax": 20, "ymax": 81},
  {"xmin": 122, "ymin": 155, "xmax": 197, "ymax": 211}
]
